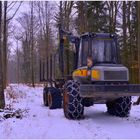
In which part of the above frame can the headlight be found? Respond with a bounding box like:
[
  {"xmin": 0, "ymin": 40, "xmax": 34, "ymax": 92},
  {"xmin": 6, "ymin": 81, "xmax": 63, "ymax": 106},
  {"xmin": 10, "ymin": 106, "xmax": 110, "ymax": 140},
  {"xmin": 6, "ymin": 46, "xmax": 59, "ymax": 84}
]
[{"xmin": 91, "ymin": 70, "xmax": 101, "ymax": 80}]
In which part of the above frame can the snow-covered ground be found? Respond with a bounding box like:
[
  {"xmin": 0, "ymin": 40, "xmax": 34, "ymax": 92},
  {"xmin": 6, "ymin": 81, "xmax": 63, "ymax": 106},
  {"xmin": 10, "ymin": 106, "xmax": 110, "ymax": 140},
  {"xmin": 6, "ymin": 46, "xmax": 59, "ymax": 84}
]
[{"xmin": 0, "ymin": 84, "xmax": 140, "ymax": 139}]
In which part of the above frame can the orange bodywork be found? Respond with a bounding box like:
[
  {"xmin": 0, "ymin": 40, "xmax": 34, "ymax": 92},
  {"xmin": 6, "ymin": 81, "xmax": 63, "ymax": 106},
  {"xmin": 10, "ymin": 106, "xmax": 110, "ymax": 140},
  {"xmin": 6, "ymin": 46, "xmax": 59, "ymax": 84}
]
[
  {"xmin": 91, "ymin": 70, "xmax": 100, "ymax": 80},
  {"xmin": 73, "ymin": 68, "xmax": 101, "ymax": 80},
  {"xmin": 73, "ymin": 69, "xmax": 88, "ymax": 77}
]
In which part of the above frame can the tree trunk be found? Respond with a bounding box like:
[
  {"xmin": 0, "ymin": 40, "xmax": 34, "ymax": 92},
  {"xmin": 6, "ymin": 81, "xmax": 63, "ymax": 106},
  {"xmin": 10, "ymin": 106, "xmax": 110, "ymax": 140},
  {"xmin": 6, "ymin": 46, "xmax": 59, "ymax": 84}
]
[
  {"xmin": 16, "ymin": 40, "xmax": 20, "ymax": 84},
  {"xmin": 3, "ymin": 1, "xmax": 7, "ymax": 89},
  {"xmin": 127, "ymin": 2, "xmax": 133, "ymax": 82},
  {"xmin": 122, "ymin": 1, "xmax": 127, "ymax": 66},
  {"xmin": 0, "ymin": 1, "xmax": 5, "ymax": 109},
  {"xmin": 113, "ymin": 1, "xmax": 118, "ymax": 33},
  {"xmin": 138, "ymin": 1, "xmax": 140, "ymax": 83},
  {"xmin": 31, "ymin": 2, "xmax": 35, "ymax": 87}
]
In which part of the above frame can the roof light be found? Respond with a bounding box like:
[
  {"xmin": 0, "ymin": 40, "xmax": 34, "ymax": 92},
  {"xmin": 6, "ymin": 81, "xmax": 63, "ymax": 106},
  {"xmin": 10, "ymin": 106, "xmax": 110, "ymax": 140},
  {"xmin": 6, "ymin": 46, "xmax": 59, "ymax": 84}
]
[
  {"xmin": 91, "ymin": 33, "xmax": 96, "ymax": 38},
  {"xmin": 110, "ymin": 34, "xmax": 115, "ymax": 38}
]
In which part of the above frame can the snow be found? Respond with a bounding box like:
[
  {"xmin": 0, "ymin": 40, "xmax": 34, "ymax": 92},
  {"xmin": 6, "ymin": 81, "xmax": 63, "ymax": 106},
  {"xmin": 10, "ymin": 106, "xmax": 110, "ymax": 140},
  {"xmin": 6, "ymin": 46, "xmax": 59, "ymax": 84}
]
[{"xmin": 0, "ymin": 84, "xmax": 140, "ymax": 139}]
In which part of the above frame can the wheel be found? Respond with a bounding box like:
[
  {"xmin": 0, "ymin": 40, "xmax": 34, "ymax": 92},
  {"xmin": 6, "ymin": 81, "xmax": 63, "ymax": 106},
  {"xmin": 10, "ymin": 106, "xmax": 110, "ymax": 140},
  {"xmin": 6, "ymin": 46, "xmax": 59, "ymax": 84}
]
[
  {"xmin": 43, "ymin": 87, "xmax": 48, "ymax": 106},
  {"xmin": 63, "ymin": 80, "xmax": 84, "ymax": 120},
  {"xmin": 82, "ymin": 98, "xmax": 94, "ymax": 107},
  {"xmin": 47, "ymin": 87, "xmax": 62, "ymax": 109},
  {"xmin": 106, "ymin": 96, "xmax": 132, "ymax": 117},
  {"xmin": 48, "ymin": 91, "xmax": 52, "ymax": 108}
]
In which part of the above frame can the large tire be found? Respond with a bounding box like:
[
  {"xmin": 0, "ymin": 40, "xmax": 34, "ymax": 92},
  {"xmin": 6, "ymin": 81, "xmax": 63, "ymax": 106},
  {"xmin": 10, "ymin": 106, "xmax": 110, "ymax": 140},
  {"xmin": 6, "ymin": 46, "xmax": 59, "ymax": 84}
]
[
  {"xmin": 43, "ymin": 87, "xmax": 48, "ymax": 106},
  {"xmin": 63, "ymin": 80, "xmax": 84, "ymax": 120},
  {"xmin": 47, "ymin": 87, "xmax": 62, "ymax": 109},
  {"xmin": 106, "ymin": 96, "xmax": 131, "ymax": 117}
]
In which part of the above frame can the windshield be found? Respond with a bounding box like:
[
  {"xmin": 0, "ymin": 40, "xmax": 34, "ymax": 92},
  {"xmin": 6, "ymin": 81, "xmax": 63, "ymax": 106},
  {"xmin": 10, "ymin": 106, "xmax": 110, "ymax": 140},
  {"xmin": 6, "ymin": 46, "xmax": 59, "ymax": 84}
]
[
  {"xmin": 78, "ymin": 37, "xmax": 118, "ymax": 67},
  {"xmin": 92, "ymin": 39, "xmax": 117, "ymax": 64}
]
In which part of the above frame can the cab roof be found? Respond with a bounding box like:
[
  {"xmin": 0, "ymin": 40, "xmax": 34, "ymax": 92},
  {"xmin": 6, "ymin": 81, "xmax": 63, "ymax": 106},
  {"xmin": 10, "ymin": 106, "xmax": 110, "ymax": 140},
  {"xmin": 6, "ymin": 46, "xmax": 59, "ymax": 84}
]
[{"xmin": 80, "ymin": 32, "xmax": 117, "ymax": 39}]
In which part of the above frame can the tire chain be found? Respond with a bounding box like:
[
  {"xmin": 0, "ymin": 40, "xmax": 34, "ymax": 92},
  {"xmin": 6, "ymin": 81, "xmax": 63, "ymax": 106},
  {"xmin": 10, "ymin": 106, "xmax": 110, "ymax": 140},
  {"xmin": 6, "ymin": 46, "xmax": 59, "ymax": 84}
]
[
  {"xmin": 115, "ymin": 96, "xmax": 131, "ymax": 117},
  {"xmin": 64, "ymin": 80, "xmax": 84, "ymax": 119},
  {"xmin": 107, "ymin": 96, "xmax": 131, "ymax": 117}
]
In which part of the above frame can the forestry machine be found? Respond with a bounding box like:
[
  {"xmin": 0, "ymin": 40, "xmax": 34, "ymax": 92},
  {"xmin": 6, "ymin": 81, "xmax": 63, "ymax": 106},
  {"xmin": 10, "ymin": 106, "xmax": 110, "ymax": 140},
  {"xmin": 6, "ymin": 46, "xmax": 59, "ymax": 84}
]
[{"xmin": 41, "ymin": 24, "xmax": 140, "ymax": 119}]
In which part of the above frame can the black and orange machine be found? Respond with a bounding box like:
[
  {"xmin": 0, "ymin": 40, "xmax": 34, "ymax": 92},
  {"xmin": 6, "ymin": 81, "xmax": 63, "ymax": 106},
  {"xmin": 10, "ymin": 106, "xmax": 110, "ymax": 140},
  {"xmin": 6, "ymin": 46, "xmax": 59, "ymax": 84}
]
[{"xmin": 41, "ymin": 24, "xmax": 140, "ymax": 119}]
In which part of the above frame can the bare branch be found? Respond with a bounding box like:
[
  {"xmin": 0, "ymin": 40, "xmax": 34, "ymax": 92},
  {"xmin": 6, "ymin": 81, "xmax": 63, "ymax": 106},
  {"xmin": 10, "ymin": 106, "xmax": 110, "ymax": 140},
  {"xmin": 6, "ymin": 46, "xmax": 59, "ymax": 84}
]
[
  {"xmin": 7, "ymin": 2, "xmax": 23, "ymax": 22},
  {"xmin": 7, "ymin": 2, "xmax": 17, "ymax": 13},
  {"xmin": 7, "ymin": 2, "xmax": 15, "ymax": 9}
]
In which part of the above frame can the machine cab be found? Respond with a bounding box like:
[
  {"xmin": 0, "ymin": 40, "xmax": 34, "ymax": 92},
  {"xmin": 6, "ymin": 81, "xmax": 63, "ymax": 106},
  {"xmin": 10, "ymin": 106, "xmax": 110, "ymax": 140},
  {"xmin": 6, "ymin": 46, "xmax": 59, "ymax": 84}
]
[
  {"xmin": 78, "ymin": 33, "xmax": 120, "ymax": 67},
  {"xmin": 73, "ymin": 33, "xmax": 129, "ymax": 83}
]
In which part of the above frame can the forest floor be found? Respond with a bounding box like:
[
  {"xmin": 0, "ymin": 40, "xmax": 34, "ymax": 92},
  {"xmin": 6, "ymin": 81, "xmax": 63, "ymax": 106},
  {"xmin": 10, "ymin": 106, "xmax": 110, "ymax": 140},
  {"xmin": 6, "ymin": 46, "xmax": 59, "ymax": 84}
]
[{"xmin": 0, "ymin": 84, "xmax": 140, "ymax": 139}]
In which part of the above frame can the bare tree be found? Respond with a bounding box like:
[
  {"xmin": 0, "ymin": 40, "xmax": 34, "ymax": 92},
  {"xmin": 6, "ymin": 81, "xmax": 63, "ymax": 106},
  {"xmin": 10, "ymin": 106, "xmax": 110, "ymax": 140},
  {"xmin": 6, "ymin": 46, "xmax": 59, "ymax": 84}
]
[
  {"xmin": 2, "ymin": 1, "xmax": 22, "ymax": 88},
  {"xmin": 3, "ymin": 1, "xmax": 8, "ymax": 89},
  {"xmin": 0, "ymin": 1, "xmax": 5, "ymax": 109},
  {"xmin": 34, "ymin": 1, "xmax": 55, "ymax": 80},
  {"xmin": 30, "ymin": 2, "xmax": 35, "ymax": 87},
  {"xmin": 138, "ymin": 1, "xmax": 140, "ymax": 83}
]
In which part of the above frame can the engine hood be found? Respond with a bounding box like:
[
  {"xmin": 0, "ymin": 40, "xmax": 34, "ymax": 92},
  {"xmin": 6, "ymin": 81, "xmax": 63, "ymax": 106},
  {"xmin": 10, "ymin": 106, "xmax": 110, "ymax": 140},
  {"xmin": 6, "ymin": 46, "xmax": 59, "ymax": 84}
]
[{"xmin": 91, "ymin": 64, "xmax": 129, "ymax": 82}]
